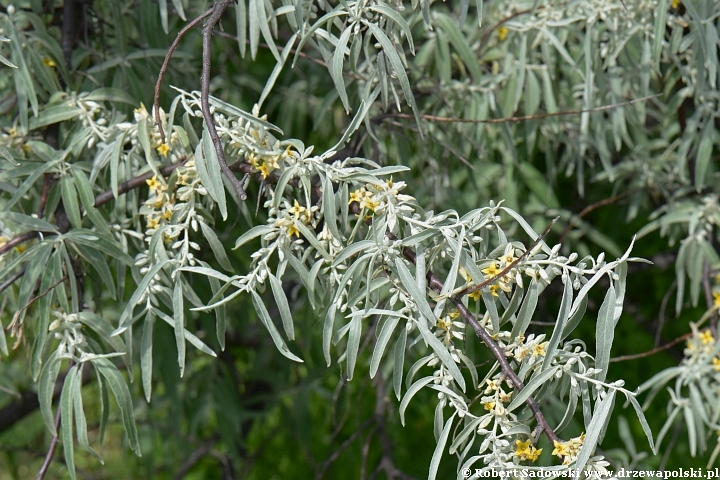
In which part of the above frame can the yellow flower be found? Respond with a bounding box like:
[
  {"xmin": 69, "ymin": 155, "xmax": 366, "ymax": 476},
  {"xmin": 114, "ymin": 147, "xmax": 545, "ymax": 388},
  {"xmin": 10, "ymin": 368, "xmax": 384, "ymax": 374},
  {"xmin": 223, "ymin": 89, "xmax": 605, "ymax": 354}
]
[
  {"xmin": 469, "ymin": 290, "xmax": 481, "ymax": 301},
  {"xmin": 482, "ymin": 401, "xmax": 496, "ymax": 411},
  {"xmin": 671, "ymin": 0, "xmax": 680, "ymax": 8},
  {"xmin": 552, "ymin": 440, "xmax": 570, "ymax": 457},
  {"xmin": 287, "ymin": 223, "xmax": 300, "ymax": 238},
  {"xmin": 146, "ymin": 216, "xmax": 160, "ymax": 229},
  {"xmin": 532, "ymin": 342, "xmax": 547, "ymax": 357},
  {"xmin": 42, "ymin": 57, "xmax": 56, "ymax": 67},
  {"xmin": 436, "ymin": 318, "xmax": 452, "ymax": 331},
  {"xmin": 700, "ymin": 330, "xmax": 715, "ymax": 345},
  {"xmin": 497, "ymin": 26, "xmax": 509, "ymax": 41},
  {"xmin": 713, "ymin": 358, "xmax": 720, "ymax": 372},
  {"xmin": 448, "ymin": 310, "xmax": 459, "ymax": 319},
  {"xmin": 489, "ymin": 285, "xmax": 500, "ymax": 297},
  {"xmin": 713, "ymin": 292, "xmax": 720, "ymax": 307},
  {"xmin": 481, "ymin": 262, "xmax": 501, "ymax": 277},
  {"xmin": 361, "ymin": 196, "xmax": 380, "ymax": 212},
  {"xmin": 146, "ymin": 175, "xmax": 166, "ymax": 193},
  {"xmin": 515, "ymin": 439, "xmax": 542, "ymax": 462},
  {"xmin": 156, "ymin": 143, "xmax": 170, "ymax": 157},
  {"xmin": 288, "ymin": 200, "xmax": 307, "ymax": 221},
  {"xmin": 349, "ymin": 189, "xmax": 362, "ymax": 204}
]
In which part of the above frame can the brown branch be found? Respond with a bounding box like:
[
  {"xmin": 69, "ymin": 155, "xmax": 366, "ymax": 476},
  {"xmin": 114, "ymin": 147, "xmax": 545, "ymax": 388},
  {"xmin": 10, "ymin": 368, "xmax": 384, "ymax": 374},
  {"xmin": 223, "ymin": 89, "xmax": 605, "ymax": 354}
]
[
  {"xmin": 609, "ymin": 333, "xmax": 692, "ymax": 363},
  {"xmin": 374, "ymin": 94, "xmax": 660, "ymax": 126},
  {"xmin": 94, "ymin": 158, "xmax": 188, "ymax": 208},
  {"xmin": 460, "ymin": 217, "xmax": 558, "ymax": 297},
  {"xmin": 0, "ymin": 267, "xmax": 26, "ymax": 295},
  {"xmin": 0, "ymin": 231, "xmax": 40, "ymax": 257},
  {"xmin": 35, "ymin": 398, "xmax": 62, "ymax": 480},
  {"xmin": 399, "ymin": 241, "xmax": 561, "ymax": 446},
  {"xmin": 201, "ymin": 0, "xmax": 248, "ymax": 201},
  {"xmin": 154, "ymin": 6, "xmax": 215, "ymax": 145},
  {"xmin": 316, "ymin": 419, "xmax": 374, "ymax": 480},
  {"xmin": 559, "ymin": 191, "xmax": 633, "ymax": 243}
]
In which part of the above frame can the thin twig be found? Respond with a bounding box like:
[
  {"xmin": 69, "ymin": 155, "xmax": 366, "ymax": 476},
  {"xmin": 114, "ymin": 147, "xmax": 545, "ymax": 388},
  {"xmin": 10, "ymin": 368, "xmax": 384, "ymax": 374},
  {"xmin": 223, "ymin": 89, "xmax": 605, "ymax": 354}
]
[
  {"xmin": 13, "ymin": 276, "xmax": 68, "ymax": 318},
  {"xmin": 154, "ymin": 6, "xmax": 215, "ymax": 144},
  {"xmin": 316, "ymin": 419, "xmax": 374, "ymax": 479},
  {"xmin": 0, "ymin": 232, "xmax": 40, "ymax": 257},
  {"xmin": 400, "ymin": 241, "xmax": 561, "ymax": 446},
  {"xmin": 0, "ymin": 267, "xmax": 26, "ymax": 295},
  {"xmin": 374, "ymin": 94, "xmax": 660, "ymax": 126},
  {"xmin": 559, "ymin": 191, "xmax": 632, "ymax": 243},
  {"xmin": 94, "ymin": 158, "xmax": 188, "ymax": 207},
  {"xmin": 655, "ymin": 279, "xmax": 677, "ymax": 347},
  {"xmin": 460, "ymin": 217, "xmax": 558, "ymax": 297},
  {"xmin": 609, "ymin": 332, "xmax": 691, "ymax": 363},
  {"xmin": 36, "ymin": 406, "xmax": 61, "ymax": 479},
  {"xmin": 201, "ymin": 0, "xmax": 248, "ymax": 201}
]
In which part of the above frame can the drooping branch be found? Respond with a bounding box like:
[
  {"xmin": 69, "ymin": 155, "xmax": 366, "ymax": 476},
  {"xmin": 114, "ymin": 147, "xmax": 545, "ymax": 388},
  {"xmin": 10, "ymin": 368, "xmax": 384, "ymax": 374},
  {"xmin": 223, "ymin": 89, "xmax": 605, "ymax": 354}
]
[
  {"xmin": 399, "ymin": 243, "xmax": 561, "ymax": 446},
  {"xmin": 154, "ymin": 6, "xmax": 215, "ymax": 145},
  {"xmin": 200, "ymin": 0, "xmax": 248, "ymax": 201}
]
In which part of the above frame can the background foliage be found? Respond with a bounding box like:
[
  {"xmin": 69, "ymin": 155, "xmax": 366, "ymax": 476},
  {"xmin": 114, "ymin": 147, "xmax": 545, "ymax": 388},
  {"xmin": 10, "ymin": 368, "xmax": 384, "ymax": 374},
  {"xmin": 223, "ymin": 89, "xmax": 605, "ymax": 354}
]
[{"xmin": 0, "ymin": 0, "xmax": 719, "ymax": 478}]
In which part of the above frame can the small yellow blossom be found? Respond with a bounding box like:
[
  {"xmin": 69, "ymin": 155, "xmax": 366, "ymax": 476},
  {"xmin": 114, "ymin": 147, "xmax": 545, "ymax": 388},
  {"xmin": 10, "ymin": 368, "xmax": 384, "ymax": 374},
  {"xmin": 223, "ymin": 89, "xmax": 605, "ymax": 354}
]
[
  {"xmin": 671, "ymin": 0, "xmax": 681, "ymax": 8},
  {"xmin": 532, "ymin": 342, "xmax": 547, "ymax": 357},
  {"xmin": 515, "ymin": 439, "xmax": 542, "ymax": 462},
  {"xmin": 482, "ymin": 262, "xmax": 501, "ymax": 277},
  {"xmin": 497, "ymin": 26, "xmax": 509, "ymax": 41},
  {"xmin": 288, "ymin": 200, "xmax": 307, "ymax": 221},
  {"xmin": 146, "ymin": 216, "xmax": 160, "ymax": 229},
  {"xmin": 436, "ymin": 318, "xmax": 452, "ymax": 331},
  {"xmin": 713, "ymin": 358, "xmax": 720, "ymax": 372},
  {"xmin": 469, "ymin": 289, "xmax": 482, "ymax": 301},
  {"xmin": 482, "ymin": 401, "xmax": 496, "ymax": 412},
  {"xmin": 448, "ymin": 310, "xmax": 460, "ymax": 319},
  {"xmin": 552, "ymin": 440, "xmax": 569, "ymax": 457},
  {"xmin": 713, "ymin": 292, "xmax": 720, "ymax": 307},
  {"xmin": 42, "ymin": 57, "xmax": 57, "ymax": 67},
  {"xmin": 146, "ymin": 175, "xmax": 166, "ymax": 193},
  {"xmin": 700, "ymin": 330, "xmax": 715, "ymax": 345},
  {"xmin": 287, "ymin": 223, "xmax": 300, "ymax": 238},
  {"xmin": 156, "ymin": 143, "xmax": 170, "ymax": 158},
  {"xmin": 489, "ymin": 284, "xmax": 500, "ymax": 297}
]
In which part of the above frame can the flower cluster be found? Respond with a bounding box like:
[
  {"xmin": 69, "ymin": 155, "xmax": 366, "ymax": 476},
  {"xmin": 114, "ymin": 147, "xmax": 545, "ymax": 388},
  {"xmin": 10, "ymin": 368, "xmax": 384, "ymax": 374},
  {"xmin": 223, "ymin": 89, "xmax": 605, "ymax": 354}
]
[
  {"xmin": 552, "ymin": 433, "xmax": 585, "ymax": 465},
  {"xmin": 514, "ymin": 439, "xmax": 542, "ymax": 463}
]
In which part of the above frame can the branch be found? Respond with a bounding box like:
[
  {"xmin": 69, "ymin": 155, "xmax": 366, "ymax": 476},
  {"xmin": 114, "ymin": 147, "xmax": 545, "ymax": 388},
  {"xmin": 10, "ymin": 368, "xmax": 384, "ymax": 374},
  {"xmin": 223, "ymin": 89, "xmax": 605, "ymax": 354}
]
[
  {"xmin": 35, "ymin": 389, "xmax": 63, "ymax": 480},
  {"xmin": 609, "ymin": 333, "xmax": 692, "ymax": 363},
  {"xmin": 374, "ymin": 94, "xmax": 660, "ymax": 126},
  {"xmin": 154, "ymin": 6, "xmax": 215, "ymax": 145},
  {"xmin": 559, "ymin": 191, "xmax": 633, "ymax": 243},
  {"xmin": 399, "ymin": 242, "xmax": 561, "ymax": 446},
  {"xmin": 201, "ymin": 0, "xmax": 248, "ymax": 201},
  {"xmin": 460, "ymin": 217, "xmax": 558, "ymax": 297}
]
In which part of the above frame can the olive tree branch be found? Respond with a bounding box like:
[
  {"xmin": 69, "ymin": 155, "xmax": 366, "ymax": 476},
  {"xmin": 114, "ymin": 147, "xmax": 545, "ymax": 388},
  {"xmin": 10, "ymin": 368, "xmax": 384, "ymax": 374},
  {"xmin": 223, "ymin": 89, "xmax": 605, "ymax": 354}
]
[
  {"xmin": 201, "ymin": 0, "xmax": 248, "ymax": 201},
  {"xmin": 154, "ymin": 6, "xmax": 215, "ymax": 145}
]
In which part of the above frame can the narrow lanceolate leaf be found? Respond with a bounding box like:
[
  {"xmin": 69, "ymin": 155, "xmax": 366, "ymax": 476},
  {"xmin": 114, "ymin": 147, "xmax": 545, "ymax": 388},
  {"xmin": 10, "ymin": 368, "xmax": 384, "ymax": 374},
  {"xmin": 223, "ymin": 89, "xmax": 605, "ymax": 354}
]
[
  {"xmin": 428, "ymin": 414, "xmax": 456, "ymax": 480},
  {"xmin": 510, "ymin": 279, "xmax": 539, "ymax": 340},
  {"xmin": 61, "ymin": 175, "xmax": 82, "ymax": 229},
  {"xmin": 627, "ymin": 394, "xmax": 656, "ymax": 454},
  {"xmin": 141, "ymin": 311, "xmax": 154, "ymax": 402},
  {"xmin": 370, "ymin": 316, "xmax": 400, "ymax": 378},
  {"xmin": 323, "ymin": 303, "xmax": 337, "ymax": 366},
  {"xmin": 269, "ymin": 273, "xmax": 294, "ymax": 340},
  {"xmin": 115, "ymin": 260, "xmax": 168, "ymax": 332},
  {"xmin": 400, "ymin": 376, "xmax": 435, "ymax": 426},
  {"xmin": 415, "ymin": 318, "xmax": 466, "ymax": 392},
  {"xmin": 199, "ymin": 221, "xmax": 233, "ymax": 271},
  {"xmin": 251, "ymin": 290, "xmax": 303, "ymax": 362},
  {"xmin": 39, "ymin": 351, "xmax": 61, "ymax": 436},
  {"xmin": 93, "ymin": 358, "xmax": 141, "ymax": 456},
  {"xmin": 173, "ymin": 278, "xmax": 186, "ymax": 377},
  {"xmin": 201, "ymin": 127, "xmax": 228, "ymax": 220},
  {"xmin": 393, "ymin": 327, "xmax": 408, "ymax": 400},
  {"xmin": 595, "ymin": 285, "xmax": 616, "ymax": 383},
  {"xmin": 365, "ymin": 22, "xmax": 414, "ymax": 108},
  {"xmin": 695, "ymin": 132, "xmax": 713, "ymax": 192},
  {"xmin": 72, "ymin": 367, "xmax": 102, "ymax": 462},
  {"xmin": 61, "ymin": 365, "xmax": 78, "ymax": 480},
  {"xmin": 346, "ymin": 315, "xmax": 362, "ymax": 381},
  {"xmin": 394, "ymin": 258, "xmax": 436, "ymax": 324},
  {"xmin": 574, "ymin": 390, "xmax": 616, "ymax": 476},
  {"xmin": 331, "ymin": 26, "xmax": 353, "ymax": 113},
  {"xmin": 235, "ymin": 0, "xmax": 247, "ymax": 58},
  {"xmin": 543, "ymin": 275, "xmax": 573, "ymax": 370}
]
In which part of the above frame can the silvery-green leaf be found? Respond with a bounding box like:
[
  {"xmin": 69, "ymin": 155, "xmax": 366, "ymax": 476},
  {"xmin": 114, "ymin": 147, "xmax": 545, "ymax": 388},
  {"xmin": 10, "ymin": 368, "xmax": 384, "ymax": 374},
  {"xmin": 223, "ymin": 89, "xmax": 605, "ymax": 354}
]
[
  {"xmin": 173, "ymin": 278, "xmax": 185, "ymax": 376},
  {"xmin": 370, "ymin": 316, "xmax": 400, "ymax": 378},
  {"xmin": 269, "ymin": 273, "xmax": 294, "ymax": 340},
  {"xmin": 233, "ymin": 225, "xmax": 274, "ymax": 250},
  {"xmin": 429, "ymin": 413, "xmax": 455, "ymax": 480},
  {"xmin": 199, "ymin": 221, "xmax": 232, "ymax": 271},
  {"xmin": 330, "ymin": 25, "xmax": 353, "ymax": 112},
  {"xmin": 39, "ymin": 350, "xmax": 61, "ymax": 436},
  {"xmin": 346, "ymin": 315, "xmax": 362, "ymax": 380},
  {"xmin": 115, "ymin": 260, "xmax": 168, "ymax": 332},
  {"xmin": 393, "ymin": 327, "xmax": 407, "ymax": 400},
  {"xmin": 201, "ymin": 127, "xmax": 228, "ymax": 220},
  {"xmin": 394, "ymin": 257, "xmax": 436, "ymax": 324},
  {"xmin": 595, "ymin": 284, "xmax": 616, "ymax": 383},
  {"xmin": 400, "ymin": 376, "xmax": 434, "ymax": 426},
  {"xmin": 542, "ymin": 276, "xmax": 572, "ymax": 369},
  {"xmin": 93, "ymin": 358, "xmax": 141, "ymax": 456},
  {"xmin": 251, "ymin": 290, "xmax": 303, "ymax": 362},
  {"xmin": 235, "ymin": 0, "xmax": 247, "ymax": 57},
  {"xmin": 61, "ymin": 365, "xmax": 78, "ymax": 480},
  {"xmin": 574, "ymin": 389, "xmax": 616, "ymax": 474},
  {"xmin": 140, "ymin": 311, "xmax": 155, "ymax": 403}
]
